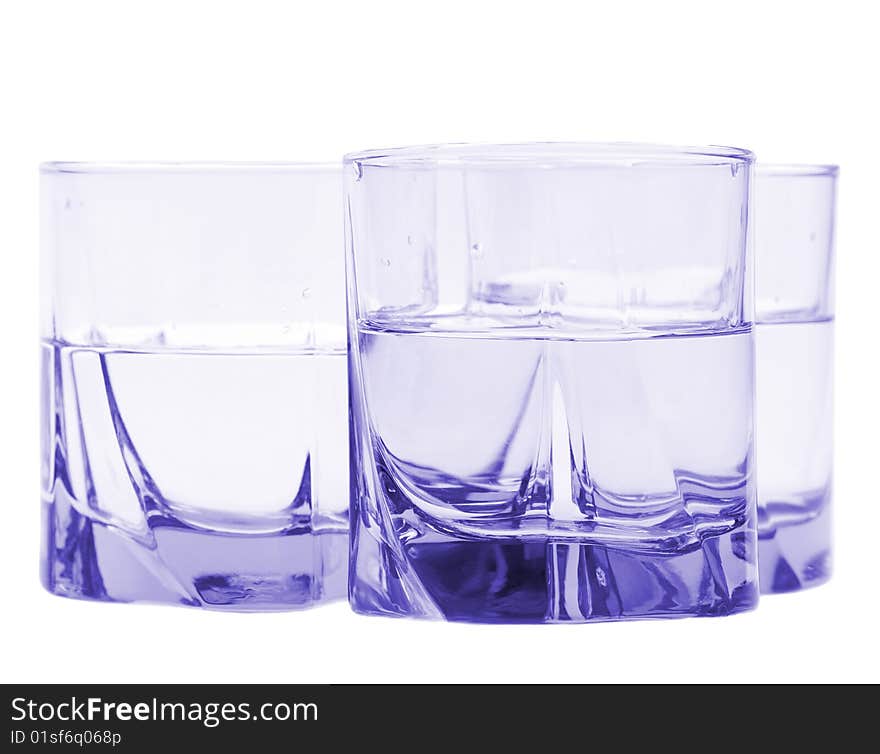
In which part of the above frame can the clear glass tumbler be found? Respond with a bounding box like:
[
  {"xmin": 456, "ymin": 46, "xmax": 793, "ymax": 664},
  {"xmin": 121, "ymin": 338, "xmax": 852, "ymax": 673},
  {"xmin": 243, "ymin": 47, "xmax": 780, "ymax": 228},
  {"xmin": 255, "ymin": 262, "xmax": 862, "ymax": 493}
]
[
  {"xmin": 754, "ymin": 164, "xmax": 838, "ymax": 593},
  {"xmin": 346, "ymin": 143, "xmax": 759, "ymax": 623},
  {"xmin": 41, "ymin": 162, "xmax": 348, "ymax": 610}
]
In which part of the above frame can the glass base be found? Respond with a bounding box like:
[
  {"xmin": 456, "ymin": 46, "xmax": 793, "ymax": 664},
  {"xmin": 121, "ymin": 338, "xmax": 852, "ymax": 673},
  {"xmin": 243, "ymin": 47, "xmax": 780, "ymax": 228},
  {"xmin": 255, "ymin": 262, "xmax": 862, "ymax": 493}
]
[
  {"xmin": 758, "ymin": 501, "xmax": 831, "ymax": 594},
  {"xmin": 42, "ymin": 493, "xmax": 347, "ymax": 611},
  {"xmin": 351, "ymin": 527, "xmax": 759, "ymax": 624}
]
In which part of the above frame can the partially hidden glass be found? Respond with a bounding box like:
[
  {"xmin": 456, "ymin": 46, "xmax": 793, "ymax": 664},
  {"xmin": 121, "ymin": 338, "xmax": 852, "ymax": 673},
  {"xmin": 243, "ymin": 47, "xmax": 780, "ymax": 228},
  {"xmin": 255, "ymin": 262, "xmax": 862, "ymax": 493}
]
[
  {"xmin": 754, "ymin": 164, "xmax": 837, "ymax": 593},
  {"xmin": 41, "ymin": 162, "xmax": 348, "ymax": 610},
  {"xmin": 346, "ymin": 143, "xmax": 759, "ymax": 623}
]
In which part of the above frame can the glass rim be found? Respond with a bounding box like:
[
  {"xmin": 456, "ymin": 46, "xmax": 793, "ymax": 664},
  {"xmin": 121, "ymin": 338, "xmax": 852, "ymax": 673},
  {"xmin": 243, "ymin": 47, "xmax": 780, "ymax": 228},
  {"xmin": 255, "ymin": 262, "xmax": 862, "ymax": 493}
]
[
  {"xmin": 40, "ymin": 161, "xmax": 341, "ymax": 175},
  {"xmin": 345, "ymin": 141, "xmax": 755, "ymax": 168},
  {"xmin": 757, "ymin": 163, "xmax": 839, "ymax": 178}
]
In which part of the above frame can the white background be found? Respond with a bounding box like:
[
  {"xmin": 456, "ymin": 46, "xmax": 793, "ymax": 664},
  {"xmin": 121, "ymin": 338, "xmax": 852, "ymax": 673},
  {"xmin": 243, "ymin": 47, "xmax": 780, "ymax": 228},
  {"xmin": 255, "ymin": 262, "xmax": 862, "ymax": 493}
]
[{"xmin": 1, "ymin": 0, "xmax": 877, "ymax": 683}]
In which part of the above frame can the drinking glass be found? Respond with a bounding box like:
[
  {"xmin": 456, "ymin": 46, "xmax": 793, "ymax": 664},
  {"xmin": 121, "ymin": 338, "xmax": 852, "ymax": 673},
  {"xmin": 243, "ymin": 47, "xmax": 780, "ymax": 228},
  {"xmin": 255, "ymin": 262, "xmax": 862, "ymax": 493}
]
[
  {"xmin": 754, "ymin": 164, "xmax": 838, "ymax": 592},
  {"xmin": 41, "ymin": 162, "xmax": 348, "ymax": 610},
  {"xmin": 346, "ymin": 143, "xmax": 759, "ymax": 623}
]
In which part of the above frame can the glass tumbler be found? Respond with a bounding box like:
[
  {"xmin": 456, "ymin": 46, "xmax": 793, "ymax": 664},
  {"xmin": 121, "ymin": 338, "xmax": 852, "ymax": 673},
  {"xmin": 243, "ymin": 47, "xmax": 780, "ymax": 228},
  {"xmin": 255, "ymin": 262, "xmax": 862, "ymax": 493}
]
[
  {"xmin": 754, "ymin": 164, "xmax": 838, "ymax": 593},
  {"xmin": 346, "ymin": 143, "xmax": 759, "ymax": 623},
  {"xmin": 41, "ymin": 162, "xmax": 348, "ymax": 610}
]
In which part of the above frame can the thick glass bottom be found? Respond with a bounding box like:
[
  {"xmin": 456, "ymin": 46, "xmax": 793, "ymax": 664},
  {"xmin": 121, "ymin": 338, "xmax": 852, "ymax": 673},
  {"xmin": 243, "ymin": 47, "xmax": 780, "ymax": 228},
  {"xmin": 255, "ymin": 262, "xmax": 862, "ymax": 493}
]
[
  {"xmin": 758, "ymin": 498, "xmax": 831, "ymax": 594},
  {"xmin": 350, "ymin": 526, "xmax": 758, "ymax": 624},
  {"xmin": 42, "ymin": 492, "xmax": 347, "ymax": 611}
]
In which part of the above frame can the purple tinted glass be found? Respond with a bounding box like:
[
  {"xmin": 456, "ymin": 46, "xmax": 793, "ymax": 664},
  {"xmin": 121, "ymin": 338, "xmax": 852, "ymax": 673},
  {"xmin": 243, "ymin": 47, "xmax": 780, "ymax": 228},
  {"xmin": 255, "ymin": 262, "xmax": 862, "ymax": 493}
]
[
  {"xmin": 40, "ymin": 162, "xmax": 348, "ymax": 610},
  {"xmin": 345, "ymin": 143, "xmax": 758, "ymax": 623},
  {"xmin": 754, "ymin": 164, "xmax": 838, "ymax": 593}
]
